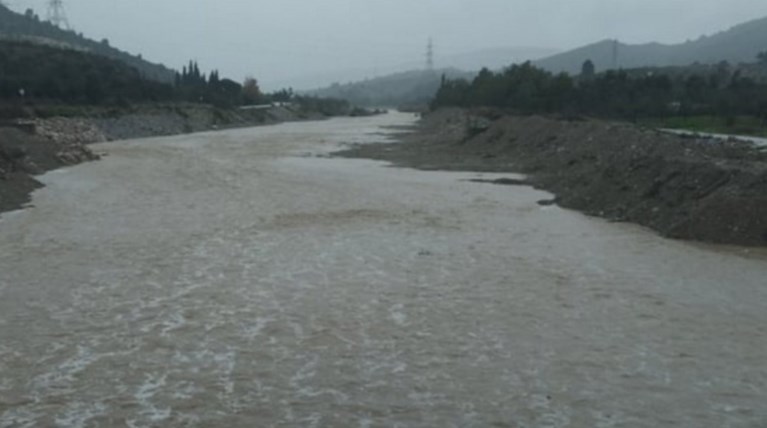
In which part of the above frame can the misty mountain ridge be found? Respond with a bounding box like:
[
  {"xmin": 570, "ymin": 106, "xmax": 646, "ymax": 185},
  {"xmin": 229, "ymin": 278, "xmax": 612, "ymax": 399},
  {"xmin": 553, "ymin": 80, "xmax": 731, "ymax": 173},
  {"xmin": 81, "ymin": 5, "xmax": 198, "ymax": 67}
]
[
  {"xmin": 310, "ymin": 14, "xmax": 767, "ymax": 108},
  {"xmin": 0, "ymin": 4, "xmax": 175, "ymax": 83},
  {"xmin": 307, "ymin": 68, "xmax": 474, "ymax": 108},
  {"xmin": 272, "ymin": 46, "xmax": 556, "ymax": 92},
  {"xmin": 301, "ymin": 46, "xmax": 557, "ymax": 107},
  {"xmin": 443, "ymin": 46, "xmax": 559, "ymax": 72},
  {"xmin": 536, "ymin": 15, "xmax": 767, "ymax": 73}
]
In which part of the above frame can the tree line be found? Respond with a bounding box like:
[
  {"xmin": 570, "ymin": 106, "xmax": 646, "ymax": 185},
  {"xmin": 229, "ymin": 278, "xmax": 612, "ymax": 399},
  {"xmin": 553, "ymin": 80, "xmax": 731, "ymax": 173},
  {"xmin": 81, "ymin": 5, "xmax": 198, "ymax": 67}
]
[
  {"xmin": 0, "ymin": 40, "xmax": 353, "ymax": 117},
  {"xmin": 0, "ymin": 40, "xmax": 173, "ymax": 105},
  {"xmin": 172, "ymin": 60, "xmax": 260, "ymax": 108},
  {"xmin": 432, "ymin": 57, "xmax": 767, "ymax": 123},
  {"xmin": 0, "ymin": 42, "xmax": 268, "ymax": 108}
]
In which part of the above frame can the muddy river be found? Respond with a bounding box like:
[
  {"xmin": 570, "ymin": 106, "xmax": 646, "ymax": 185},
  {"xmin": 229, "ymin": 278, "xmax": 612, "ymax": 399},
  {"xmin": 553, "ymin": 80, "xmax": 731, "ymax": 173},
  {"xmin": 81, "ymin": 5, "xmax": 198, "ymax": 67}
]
[{"xmin": 1, "ymin": 112, "xmax": 766, "ymax": 427}]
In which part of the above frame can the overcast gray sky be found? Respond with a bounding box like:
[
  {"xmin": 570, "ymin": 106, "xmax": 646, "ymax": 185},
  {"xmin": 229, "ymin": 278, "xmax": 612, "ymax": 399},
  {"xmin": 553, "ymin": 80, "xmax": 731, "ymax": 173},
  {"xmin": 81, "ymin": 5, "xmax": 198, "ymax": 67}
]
[{"xmin": 10, "ymin": 0, "xmax": 767, "ymax": 89}]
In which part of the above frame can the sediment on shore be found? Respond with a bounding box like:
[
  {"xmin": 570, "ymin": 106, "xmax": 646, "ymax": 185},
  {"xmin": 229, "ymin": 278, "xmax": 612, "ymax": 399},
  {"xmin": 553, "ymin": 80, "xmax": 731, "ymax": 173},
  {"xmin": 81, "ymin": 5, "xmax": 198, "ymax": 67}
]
[
  {"xmin": 335, "ymin": 108, "xmax": 767, "ymax": 247},
  {"xmin": 0, "ymin": 103, "xmax": 314, "ymax": 214}
]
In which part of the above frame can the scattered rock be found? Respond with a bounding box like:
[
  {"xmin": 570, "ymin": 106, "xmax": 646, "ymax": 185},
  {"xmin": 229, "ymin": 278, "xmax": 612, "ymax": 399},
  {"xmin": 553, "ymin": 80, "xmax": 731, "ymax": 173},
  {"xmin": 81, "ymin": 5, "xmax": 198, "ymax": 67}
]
[{"xmin": 335, "ymin": 108, "xmax": 767, "ymax": 247}]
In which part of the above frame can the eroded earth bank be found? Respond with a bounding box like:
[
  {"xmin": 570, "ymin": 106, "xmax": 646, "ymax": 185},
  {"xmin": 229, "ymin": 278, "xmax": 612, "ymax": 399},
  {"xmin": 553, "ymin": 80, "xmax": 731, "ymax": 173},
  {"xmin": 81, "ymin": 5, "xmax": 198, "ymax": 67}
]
[
  {"xmin": 1, "ymin": 112, "xmax": 766, "ymax": 427},
  {"xmin": 0, "ymin": 104, "xmax": 312, "ymax": 213},
  {"xmin": 338, "ymin": 108, "xmax": 767, "ymax": 247}
]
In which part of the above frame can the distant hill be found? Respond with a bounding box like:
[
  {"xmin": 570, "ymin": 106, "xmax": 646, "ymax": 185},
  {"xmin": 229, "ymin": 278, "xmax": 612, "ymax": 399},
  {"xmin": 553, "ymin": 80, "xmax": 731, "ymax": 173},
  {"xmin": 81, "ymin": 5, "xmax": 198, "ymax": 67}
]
[
  {"xmin": 269, "ymin": 46, "xmax": 556, "ymax": 92},
  {"xmin": 308, "ymin": 68, "xmax": 475, "ymax": 108},
  {"xmin": 0, "ymin": 5, "xmax": 175, "ymax": 83},
  {"xmin": 0, "ymin": 40, "xmax": 173, "ymax": 105},
  {"xmin": 536, "ymin": 15, "xmax": 767, "ymax": 74},
  {"xmin": 441, "ymin": 46, "xmax": 559, "ymax": 72}
]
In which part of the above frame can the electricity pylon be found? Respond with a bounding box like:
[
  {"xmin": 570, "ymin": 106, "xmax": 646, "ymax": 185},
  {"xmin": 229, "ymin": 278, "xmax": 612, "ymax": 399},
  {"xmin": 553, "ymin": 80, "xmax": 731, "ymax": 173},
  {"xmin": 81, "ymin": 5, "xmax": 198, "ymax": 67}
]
[
  {"xmin": 426, "ymin": 38, "xmax": 434, "ymax": 71},
  {"xmin": 46, "ymin": 0, "xmax": 71, "ymax": 30}
]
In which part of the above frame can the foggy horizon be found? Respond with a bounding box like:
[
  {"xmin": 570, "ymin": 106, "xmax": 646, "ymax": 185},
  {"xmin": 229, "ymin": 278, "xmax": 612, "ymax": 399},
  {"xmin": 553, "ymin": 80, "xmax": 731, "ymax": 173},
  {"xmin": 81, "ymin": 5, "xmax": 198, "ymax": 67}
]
[{"xmin": 6, "ymin": 0, "xmax": 767, "ymax": 90}]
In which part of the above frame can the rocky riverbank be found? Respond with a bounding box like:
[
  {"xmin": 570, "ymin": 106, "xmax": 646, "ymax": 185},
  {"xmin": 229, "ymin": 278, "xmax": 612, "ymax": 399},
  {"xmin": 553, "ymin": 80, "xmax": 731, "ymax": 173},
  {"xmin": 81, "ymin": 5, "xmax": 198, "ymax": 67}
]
[
  {"xmin": 0, "ymin": 126, "xmax": 99, "ymax": 213},
  {"xmin": 336, "ymin": 108, "xmax": 767, "ymax": 247},
  {"xmin": 0, "ymin": 103, "xmax": 317, "ymax": 214},
  {"xmin": 20, "ymin": 103, "xmax": 300, "ymax": 144}
]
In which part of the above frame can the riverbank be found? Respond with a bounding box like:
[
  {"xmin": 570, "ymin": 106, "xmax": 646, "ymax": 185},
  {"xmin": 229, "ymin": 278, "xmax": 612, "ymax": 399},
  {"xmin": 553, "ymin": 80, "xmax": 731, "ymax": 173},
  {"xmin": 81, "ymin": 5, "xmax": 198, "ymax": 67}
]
[
  {"xmin": 2, "ymin": 113, "xmax": 765, "ymax": 427},
  {"xmin": 0, "ymin": 126, "xmax": 98, "ymax": 213},
  {"xmin": 335, "ymin": 108, "xmax": 767, "ymax": 247},
  {"xmin": 0, "ymin": 103, "xmax": 328, "ymax": 214}
]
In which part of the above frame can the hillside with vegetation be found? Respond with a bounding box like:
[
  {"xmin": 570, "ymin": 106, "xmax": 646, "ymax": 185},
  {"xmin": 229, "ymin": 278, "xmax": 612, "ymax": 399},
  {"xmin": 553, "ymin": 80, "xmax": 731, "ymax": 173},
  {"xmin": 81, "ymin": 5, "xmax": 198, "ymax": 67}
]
[
  {"xmin": 536, "ymin": 15, "xmax": 767, "ymax": 74},
  {"xmin": 0, "ymin": 40, "xmax": 353, "ymax": 118},
  {"xmin": 0, "ymin": 4, "xmax": 174, "ymax": 82},
  {"xmin": 308, "ymin": 69, "xmax": 474, "ymax": 108},
  {"xmin": 432, "ymin": 57, "xmax": 767, "ymax": 136},
  {"xmin": 0, "ymin": 40, "xmax": 175, "ymax": 108}
]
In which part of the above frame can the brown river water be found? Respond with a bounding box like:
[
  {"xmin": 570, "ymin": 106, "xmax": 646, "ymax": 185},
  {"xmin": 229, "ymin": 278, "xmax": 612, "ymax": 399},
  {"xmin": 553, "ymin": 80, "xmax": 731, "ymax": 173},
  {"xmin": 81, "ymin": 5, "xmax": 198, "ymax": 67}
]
[{"xmin": 1, "ymin": 112, "xmax": 766, "ymax": 427}]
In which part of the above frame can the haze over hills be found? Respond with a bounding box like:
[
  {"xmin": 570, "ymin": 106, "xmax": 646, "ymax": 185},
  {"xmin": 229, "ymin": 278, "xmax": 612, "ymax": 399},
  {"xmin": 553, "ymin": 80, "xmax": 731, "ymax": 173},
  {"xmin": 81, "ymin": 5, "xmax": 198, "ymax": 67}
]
[
  {"xmin": 535, "ymin": 15, "xmax": 767, "ymax": 74},
  {"xmin": 315, "ymin": 13, "xmax": 767, "ymax": 108},
  {"xmin": 0, "ymin": 4, "xmax": 175, "ymax": 83},
  {"xmin": 275, "ymin": 46, "xmax": 556, "ymax": 92},
  {"xmin": 303, "ymin": 47, "xmax": 556, "ymax": 107},
  {"xmin": 308, "ymin": 68, "xmax": 474, "ymax": 108},
  {"xmin": 442, "ymin": 46, "xmax": 559, "ymax": 72}
]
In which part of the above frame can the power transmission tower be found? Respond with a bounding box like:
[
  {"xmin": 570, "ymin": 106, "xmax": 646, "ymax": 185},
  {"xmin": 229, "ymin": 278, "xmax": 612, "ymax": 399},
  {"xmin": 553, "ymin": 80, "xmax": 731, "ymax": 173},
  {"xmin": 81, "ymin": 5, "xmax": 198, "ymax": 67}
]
[
  {"xmin": 426, "ymin": 38, "xmax": 434, "ymax": 71},
  {"xmin": 47, "ymin": 0, "xmax": 71, "ymax": 30}
]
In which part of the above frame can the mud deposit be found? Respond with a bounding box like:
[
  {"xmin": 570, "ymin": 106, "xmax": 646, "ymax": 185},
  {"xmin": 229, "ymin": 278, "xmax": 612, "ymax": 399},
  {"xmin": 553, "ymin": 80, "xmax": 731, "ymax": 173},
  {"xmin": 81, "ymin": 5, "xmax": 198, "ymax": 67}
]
[
  {"xmin": 337, "ymin": 109, "xmax": 767, "ymax": 247},
  {"xmin": 1, "ymin": 112, "xmax": 766, "ymax": 427}
]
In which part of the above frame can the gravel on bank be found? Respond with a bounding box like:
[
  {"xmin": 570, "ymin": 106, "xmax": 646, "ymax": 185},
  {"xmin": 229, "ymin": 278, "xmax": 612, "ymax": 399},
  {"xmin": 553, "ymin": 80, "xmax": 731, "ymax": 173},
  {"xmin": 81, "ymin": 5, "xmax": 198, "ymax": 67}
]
[
  {"xmin": 0, "ymin": 126, "xmax": 99, "ymax": 213},
  {"xmin": 0, "ymin": 104, "xmax": 310, "ymax": 215},
  {"xmin": 335, "ymin": 108, "xmax": 767, "ymax": 247}
]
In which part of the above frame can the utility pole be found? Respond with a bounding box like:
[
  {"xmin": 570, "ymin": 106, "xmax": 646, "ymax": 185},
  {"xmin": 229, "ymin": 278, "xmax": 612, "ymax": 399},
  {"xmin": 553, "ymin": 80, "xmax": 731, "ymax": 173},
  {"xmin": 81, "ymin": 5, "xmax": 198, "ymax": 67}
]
[
  {"xmin": 47, "ymin": 0, "xmax": 71, "ymax": 30},
  {"xmin": 426, "ymin": 38, "xmax": 435, "ymax": 71}
]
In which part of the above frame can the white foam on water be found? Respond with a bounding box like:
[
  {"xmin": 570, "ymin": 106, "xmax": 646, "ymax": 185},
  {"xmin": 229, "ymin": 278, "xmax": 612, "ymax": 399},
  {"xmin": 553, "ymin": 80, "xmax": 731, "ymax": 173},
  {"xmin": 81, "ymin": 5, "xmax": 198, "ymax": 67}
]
[
  {"xmin": 389, "ymin": 303, "xmax": 408, "ymax": 326},
  {"xmin": 242, "ymin": 316, "xmax": 273, "ymax": 339},
  {"xmin": 160, "ymin": 311, "xmax": 187, "ymax": 337},
  {"xmin": 0, "ymin": 407, "xmax": 41, "ymax": 428},
  {"xmin": 53, "ymin": 401, "xmax": 107, "ymax": 428},
  {"xmin": 31, "ymin": 346, "xmax": 97, "ymax": 390},
  {"xmin": 215, "ymin": 350, "xmax": 237, "ymax": 397},
  {"xmin": 129, "ymin": 374, "xmax": 171, "ymax": 425}
]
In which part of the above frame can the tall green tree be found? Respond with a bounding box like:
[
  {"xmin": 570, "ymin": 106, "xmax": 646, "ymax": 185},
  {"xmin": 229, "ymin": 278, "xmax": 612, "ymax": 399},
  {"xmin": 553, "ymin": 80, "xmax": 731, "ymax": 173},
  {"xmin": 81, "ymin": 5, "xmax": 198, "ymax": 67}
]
[{"xmin": 581, "ymin": 59, "xmax": 596, "ymax": 78}]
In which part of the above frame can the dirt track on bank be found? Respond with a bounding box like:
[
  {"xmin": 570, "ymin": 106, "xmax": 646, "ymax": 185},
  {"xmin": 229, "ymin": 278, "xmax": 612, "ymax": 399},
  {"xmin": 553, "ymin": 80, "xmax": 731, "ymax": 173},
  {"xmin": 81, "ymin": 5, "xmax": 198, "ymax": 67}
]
[{"xmin": 336, "ymin": 108, "xmax": 767, "ymax": 247}]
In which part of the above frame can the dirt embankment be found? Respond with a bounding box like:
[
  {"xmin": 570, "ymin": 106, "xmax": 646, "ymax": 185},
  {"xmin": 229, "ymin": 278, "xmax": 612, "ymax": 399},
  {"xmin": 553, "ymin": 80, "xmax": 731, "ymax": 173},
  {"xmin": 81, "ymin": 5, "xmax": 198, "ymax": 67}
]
[
  {"xmin": 21, "ymin": 104, "xmax": 303, "ymax": 144},
  {"xmin": 0, "ymin": 104, "xmax": 313, "ymax": 214},
  {"xmin": 336, "ymin": 108, "xmax": 767, "ymax": 247},
  {"xmin": 0, "ymin": 126, "xmax": 98, "ymax": 213}
]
